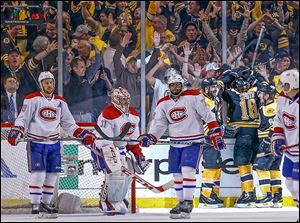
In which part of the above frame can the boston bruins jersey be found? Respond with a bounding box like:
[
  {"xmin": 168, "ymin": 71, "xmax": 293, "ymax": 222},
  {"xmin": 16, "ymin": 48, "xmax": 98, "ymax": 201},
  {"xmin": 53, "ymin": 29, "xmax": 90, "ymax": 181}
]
[
  {"xmin": 222, "ymin": 87, "xmax": 260, "ymax": 134},
  {"xmin": 202, "ymin": 94, "xmax": 222, "ymax": 136},
  {"xmin": 258, "ymin": 101, "xmax": 277, "ymax": 139}
]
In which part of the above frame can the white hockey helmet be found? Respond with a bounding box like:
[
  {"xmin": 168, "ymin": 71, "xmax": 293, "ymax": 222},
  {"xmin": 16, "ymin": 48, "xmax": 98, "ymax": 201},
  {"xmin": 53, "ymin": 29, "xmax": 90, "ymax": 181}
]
[
  {"xmin": 279, "ymin": 69, "xmax": 299, "ymax": 93},
  {"xmin": 167, "ymin": 74, "xmax": 185, "ymax": 85},
  {"xmin": 167, "ymin": 74, "xmax": 185, "ymax": 96},
  {"xmin": 164, "ymin": 68, "xmax": 180, "ymax": 78},
  {"xmin": 38, "ymin": 71, "xmax": 55, "ymax": 94},
  {"xmin": 111, "ymin": 87, "xmax": 131, "ymax": 114}
]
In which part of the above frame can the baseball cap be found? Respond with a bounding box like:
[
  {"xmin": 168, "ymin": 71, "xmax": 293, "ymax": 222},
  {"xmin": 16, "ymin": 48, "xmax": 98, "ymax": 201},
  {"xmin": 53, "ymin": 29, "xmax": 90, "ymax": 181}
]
[
  {"xmin": 8, "ymin": 47, "xmax": 20, "ymax": 55},
  {"xmin": 73, "ymin": 24, "xmax": 90, "ymax": 37},
  {"xmin": 205, "ymin": 62, "xmax": 220, "ymax": 71}
]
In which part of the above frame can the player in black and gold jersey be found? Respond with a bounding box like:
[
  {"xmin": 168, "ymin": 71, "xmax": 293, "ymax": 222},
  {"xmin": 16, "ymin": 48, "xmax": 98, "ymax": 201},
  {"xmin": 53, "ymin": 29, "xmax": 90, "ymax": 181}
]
[
  {"xmin": 221, "ymin": 71, "xmax": 260, "ymax": 208},
  {"xmin": 253, "ymin": 83, "xmax": 283, "ymax": 208},
  {"xmin": 198, "ymin": 78, "xmax": 224, "ymax": 208}
]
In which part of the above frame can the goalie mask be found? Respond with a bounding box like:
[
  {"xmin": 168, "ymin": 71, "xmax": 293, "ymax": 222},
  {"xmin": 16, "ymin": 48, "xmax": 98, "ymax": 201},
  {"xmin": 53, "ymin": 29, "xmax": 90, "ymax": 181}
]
[
  {"xmin": 201, "ymin": 77, "xmax": 218, "ymax": 99},
  {"xmin": 111, "ymin": 87, "xmax": 131, "ymax": 114},
  {"xmin": 168, "ymin": 74, "xmax": 185, "ymax": 96},
  {"xmin": 257, "ymin": 83, "xmax": 277, "ymax": 105},
  {"xmin": 38, "ymin": 71, "xmax": 55, "ymax": 95},
  {"xmin": 278, "ymin": 69, "xmax": 299, "ymax": 94}
]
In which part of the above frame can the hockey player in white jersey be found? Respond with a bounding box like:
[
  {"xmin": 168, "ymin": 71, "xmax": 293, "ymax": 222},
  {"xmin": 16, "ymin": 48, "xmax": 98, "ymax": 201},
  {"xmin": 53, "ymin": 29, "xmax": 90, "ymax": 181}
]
[
  {"xmin": 271, "ymin": 69, "xmax": 299, "ymax": 219},
  {"xmin": 7, "ymin": 71, "xmax": 96, "ymax": 218},
  {"xmin": 137, "ymin": 74, "xmax": 226, "ymax": 219},
  {"xmin": 91, "ymin": 87, "xmax": 149, "ymax": 215}
]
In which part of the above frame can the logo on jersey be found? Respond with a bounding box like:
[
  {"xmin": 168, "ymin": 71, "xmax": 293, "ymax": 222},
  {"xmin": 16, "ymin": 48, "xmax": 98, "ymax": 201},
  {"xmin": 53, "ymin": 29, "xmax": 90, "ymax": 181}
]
[
  {"xmin": 282, "ymin": 112, "xmax": 296, "ymax": 130},
  {"xmin": 39, "ymin": 107, "xmax": 57, "ymax": 121},
  {"xmin": 121, "ymin": 123, "xmax": 136, "ymax": 136},
  {"xmin": 169, "ymin": 107, "xmax": 188, "ymax": 122}
]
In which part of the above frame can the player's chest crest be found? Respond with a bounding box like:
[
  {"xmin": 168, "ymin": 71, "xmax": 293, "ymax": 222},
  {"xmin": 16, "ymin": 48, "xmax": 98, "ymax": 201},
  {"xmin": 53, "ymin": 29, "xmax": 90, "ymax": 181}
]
[
  {"xmin": 121, "ymin": 122, "xmax": 136, "ymax": 136},
  {"xmin": 168, "ymin": 107, "xmax": 188, "ymax": 122},
  {"xmin": 282, "ymin": 112, "xmax": 296, "ymax": 130},
  {"xmin": 38, "ymin": 106, "xmax": 57, "ymax": 121}
]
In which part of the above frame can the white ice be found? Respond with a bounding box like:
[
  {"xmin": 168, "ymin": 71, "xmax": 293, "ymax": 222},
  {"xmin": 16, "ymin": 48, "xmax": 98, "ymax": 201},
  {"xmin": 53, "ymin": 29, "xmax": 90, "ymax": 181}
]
[{"xmin": 1, "ymin": 207, "xmax": 299, "ymax": 222}]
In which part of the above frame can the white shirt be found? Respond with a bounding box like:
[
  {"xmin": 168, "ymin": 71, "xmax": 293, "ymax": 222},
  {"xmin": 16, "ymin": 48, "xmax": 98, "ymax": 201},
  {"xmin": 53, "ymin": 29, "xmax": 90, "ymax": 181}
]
[
  {"xmin": 151, "ymin": 78, "xmax": 169, "ymax": 114},
  {"xmin": 6, "ymin": 91, "xmax": 17, "ymax": 119}
]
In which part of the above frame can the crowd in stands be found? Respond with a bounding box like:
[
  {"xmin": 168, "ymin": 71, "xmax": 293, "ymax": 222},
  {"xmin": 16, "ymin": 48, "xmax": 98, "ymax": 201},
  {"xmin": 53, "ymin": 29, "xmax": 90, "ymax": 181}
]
[{"xmin": 1, "ymin": 1, "xmax": 299, "ymax": 125}]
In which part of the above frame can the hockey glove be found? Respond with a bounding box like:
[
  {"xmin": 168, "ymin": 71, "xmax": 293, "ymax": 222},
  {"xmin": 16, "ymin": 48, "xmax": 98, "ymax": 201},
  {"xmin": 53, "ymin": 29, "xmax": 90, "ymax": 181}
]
[
  {"xmin": 271, "ymin": 133, "xmax": 286, "ymax": 156},
  {"xmin": 127, "ymin": 144, "xmax": 150, "ymax": 174},
  {"xmin": 8, "ymin": 126, "xmax": 24, "ymax": 146},
  {"xmin": 73, "ymin": 128, "xmax": 96, "ymax": 145},
  {"xmin": 209, "ymin": 127, "xmax": 226, "ymax": 151},
  {"xmin": 258, "ymin": 138, "xmax": 271, "ymax": 153},
  {"xmin": 137, "ymin": 134, "xmax": 157, "ymax": 147}
]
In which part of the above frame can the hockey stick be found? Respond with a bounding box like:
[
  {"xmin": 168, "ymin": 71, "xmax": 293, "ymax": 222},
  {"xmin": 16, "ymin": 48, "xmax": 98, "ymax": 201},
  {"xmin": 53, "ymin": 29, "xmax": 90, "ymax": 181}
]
[
  {"xmin": 251, "ymin": 25, "xmax": 266, "ymax": 70},
  {"xmin": 256, "ymin": 144, "xmax": 299, "ymax": 158},
  {"xmin": 94, "ymin": 126, "xmax": 214, "ymax": 146},
  {"xmin": 87, "ymin": 145, "xmax": 174, "ymax": 193},
  {"xmin": 17, "ymin": 123, "xmax": 132, "ymax": 143},
  {"xmin": 95, "ymin": 122, "xmax": 132, "ymax": 140}
]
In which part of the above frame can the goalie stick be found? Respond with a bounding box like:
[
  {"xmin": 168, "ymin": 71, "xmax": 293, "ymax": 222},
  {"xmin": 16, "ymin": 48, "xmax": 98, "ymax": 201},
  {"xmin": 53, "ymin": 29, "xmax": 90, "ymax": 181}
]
[
  {"xmin": 95, "ymin": 122, "xmax": 131, "ymax": 140},
  {"xmin": 88, "ymin": 145, "xmax": 174, "ymax": 193}
]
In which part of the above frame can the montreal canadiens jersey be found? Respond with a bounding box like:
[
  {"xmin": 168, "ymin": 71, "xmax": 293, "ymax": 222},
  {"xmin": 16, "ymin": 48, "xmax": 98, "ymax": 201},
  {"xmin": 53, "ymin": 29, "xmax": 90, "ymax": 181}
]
[
  {"xmin": 95, "ymin": 105, "xmax": 140, "ymax": 150},
  {"xmin": 14, "ymin": 92, "xmax": 79, "ymax": 144},
  {"xmin": 273, "ymin": 92, "xmax": 299, "ymax": 158},
  {"xmin": 149, "ymin": 89, "xmax": 217, "ymax": 147}
]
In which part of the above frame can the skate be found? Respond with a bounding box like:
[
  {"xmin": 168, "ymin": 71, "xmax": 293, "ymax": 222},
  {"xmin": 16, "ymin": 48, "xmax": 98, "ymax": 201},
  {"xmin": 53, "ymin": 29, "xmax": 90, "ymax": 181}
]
[
  {"xmin": 272, "ymin": 188, "xmax": 283, "ymax": 208},
  {"xmin": 180, "ymin": 200, "xmax": 193, "ymax": 219},
  {"xmin": 198, "ymin": 193, "xmax": 219, "ymax": 208},
  {"xmin": 234, "ymin": 192, "xmax": 256, "ymax": 208},
  {"xmin": 211, "ymin": 192, "xmax": 224, "ymax": 208},
  {"xmin": 37, "ymin": 202, "xmax": 58, "ymax": 219},
  {"xmin": 31, "ymin": 204, "xmax": 39, "ymax": 214},
  {"xmin": 169, "ymin": 202, "xmax": 183, "ymax": 219},
  {"xmin": 255, "ymin": 192, "xmax": 273, "ymax": 208}
]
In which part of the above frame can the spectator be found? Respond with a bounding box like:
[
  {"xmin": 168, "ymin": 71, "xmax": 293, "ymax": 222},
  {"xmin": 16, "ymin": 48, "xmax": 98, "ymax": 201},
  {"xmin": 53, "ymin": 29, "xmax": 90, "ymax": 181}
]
[
  {"xmin": 1, "ymin": 47, "xmax": 37, "ymax": 96},
  {"xmin": 1, "ymin": 75, "xmax": 23, "ymax": 123},
  {"xmin": 113, "ymin": 31, "xmax": 159, "ymax": 112},
  {"xmin": 73, "ymin": 24, "xmax": 107, "ymax": 53},
  {"xmin": 76, "ymin": 39, "xmax": 102, "ymax": 83},
  {"xmin": 1, "ymin": 25, "xmax": 22, "ymax": 61},
  {"xmin": 81, "ymin": 1, "xmax": 117, "ymax": 41},
  {"xmin": 26, "ymin": 35, "xmax": 58, "ymax": 87},
  {"xmin": 64, "ymin": 57, "xmax": 94, "ymax": 122},
  {"xmin": 90, "ymin": 66, "xmax": 113, "ymax": 120}
]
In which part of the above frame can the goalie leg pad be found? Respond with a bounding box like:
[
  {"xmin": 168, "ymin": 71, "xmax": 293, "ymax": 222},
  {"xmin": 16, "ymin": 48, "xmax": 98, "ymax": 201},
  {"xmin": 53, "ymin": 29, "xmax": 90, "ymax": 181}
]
[{"xmin": 91, "ymin": 144, "xmax": 122, "ymax": 173}]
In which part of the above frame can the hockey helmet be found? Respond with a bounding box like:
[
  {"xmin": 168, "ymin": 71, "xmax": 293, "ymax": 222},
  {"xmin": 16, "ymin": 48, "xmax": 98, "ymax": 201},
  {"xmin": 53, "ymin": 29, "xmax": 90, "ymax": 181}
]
[
  {"xmin": 38, "ymin": 71, "xmax": 55, "ymax": 94},
  {"xmin": 164, "ymin": 68, "xmax": 180, "ymax": 78},
  {"xmin": 232, "ymin": 77, "xmax": 250, "ymax": 93},
  {"xmin": 111, "ymin": 87, "xmax": 131, "ymax": 114},
  {"xmin": 279, "ymin": 69, "xmax": 299, "ymax": 94},
  {"xmin": 257, "ymin": 82, "xmax": 277, "ymax": 104},
  {"xmin": 201, "ymin": 77, "xmax": 218, "ymax": 99},
  {"xmin": 168, "ymin": 74, "xmax": 185, "ymax": 96}
]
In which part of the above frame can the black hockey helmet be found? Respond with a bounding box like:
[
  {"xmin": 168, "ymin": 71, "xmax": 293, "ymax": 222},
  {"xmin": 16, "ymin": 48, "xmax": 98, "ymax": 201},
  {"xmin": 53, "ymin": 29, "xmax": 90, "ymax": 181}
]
[
  {"xmin": 232, "ymin": 77, "xmax": 250, "ymax": 93},
  {"xmin": 257, "ymin": 82, "xmax": 277, "ymax": 94},
  {"xmin": 200, "ymin": 77, "xmax": 217, "ymax": 90}
]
